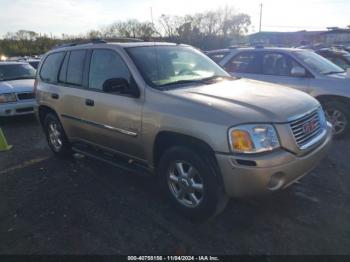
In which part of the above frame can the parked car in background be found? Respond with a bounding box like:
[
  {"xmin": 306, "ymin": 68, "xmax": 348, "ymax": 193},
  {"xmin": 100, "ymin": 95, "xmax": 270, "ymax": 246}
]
[
  {"xmin": 207, "ymin": 47, "xmax": 350, "ymax": 137},
  {"xmin": 315, "ymin": 48, "xmax": 350, "ymax": 70},
  {"xmin": 27, "ymin": 59, "xmax": 41, "ymax": 69},
  {"xmin": 36, "ymin": 41, "xmax": 332, "ymax": 219},
  {"xmin": 0, "ymin": 62, "xmax": 37, "ymax": 116}
]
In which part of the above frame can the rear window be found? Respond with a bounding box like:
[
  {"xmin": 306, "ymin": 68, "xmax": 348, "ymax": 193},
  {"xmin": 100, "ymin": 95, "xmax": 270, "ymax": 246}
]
[
  {"xmin": 224, "ymin": 52, "xmax": 260, "ymax": 74},
  {"xmin": 40, "ymin": 52, "xmax": 65, "ymax": 83},
  {"xmin": 66, "ymin": 50, "xmax": 86, "ymax": 86}
]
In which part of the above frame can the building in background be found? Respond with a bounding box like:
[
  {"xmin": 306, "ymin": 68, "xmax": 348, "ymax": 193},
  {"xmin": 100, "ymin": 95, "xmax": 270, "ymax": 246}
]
[{"xmin": 249, "ymin": 27, "xmax": 350, "ymax": 47}]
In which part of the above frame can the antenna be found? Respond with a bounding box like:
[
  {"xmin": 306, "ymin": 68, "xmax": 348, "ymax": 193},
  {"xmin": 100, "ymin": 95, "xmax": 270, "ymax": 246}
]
[{"xmin": 259, "ymin": 3, "xmax": 263, "ymax": 32}]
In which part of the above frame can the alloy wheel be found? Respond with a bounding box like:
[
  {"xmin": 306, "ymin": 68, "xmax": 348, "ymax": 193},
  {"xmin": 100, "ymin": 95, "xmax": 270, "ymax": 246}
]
[{"xmin": 167, "ymin": 161, "xmax": 204, "ymax": 208}]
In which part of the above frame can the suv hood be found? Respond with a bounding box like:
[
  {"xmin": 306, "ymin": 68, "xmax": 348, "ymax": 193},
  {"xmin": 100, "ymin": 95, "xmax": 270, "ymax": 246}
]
[
  {"xmin": 168, "ymin": 78, "xmax": 319, "ymax": 123},
  {"xmin": 0, "ymin": 79, "xmax": 35, "ymax": 94}
]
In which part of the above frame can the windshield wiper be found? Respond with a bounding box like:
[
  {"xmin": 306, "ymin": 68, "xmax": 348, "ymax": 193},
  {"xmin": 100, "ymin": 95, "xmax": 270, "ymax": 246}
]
[
  {"xmin": 159, "ymin": 76, "xmax": 234, "ymax": 89},
  {"xmin": 159, "ymin": 79, "xmax": 207, "ymax": 88},
  {"xmin": 322, "ymin": 70, "xmax": 345, "ymax": 75}
]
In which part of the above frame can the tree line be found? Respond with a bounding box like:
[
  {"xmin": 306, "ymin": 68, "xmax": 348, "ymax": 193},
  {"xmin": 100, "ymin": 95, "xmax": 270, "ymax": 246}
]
[{"xmin": 0, "ymin": 6, "xmax": 251, "ymax": 56}]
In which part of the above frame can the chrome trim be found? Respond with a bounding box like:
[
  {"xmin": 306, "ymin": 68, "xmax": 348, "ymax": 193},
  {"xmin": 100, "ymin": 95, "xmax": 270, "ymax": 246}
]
[
  {"xmin": 287, "ymin": 106, "xmax": 320, "ymax": 122},
  {"xmin": 299, "ymin": 128, "xmax": 327, "ymax": 150},
  {"xmin": 288, "ymin": 107, "xmax": 327, "ymax": 150},
  {"xmin": 61, "ymin": 114, "xmax": 138, "ymax": 137}
]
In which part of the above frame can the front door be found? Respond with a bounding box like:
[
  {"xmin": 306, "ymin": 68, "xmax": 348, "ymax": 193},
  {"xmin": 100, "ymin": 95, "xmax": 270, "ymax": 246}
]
[
  {"xmin": 258, "ymin": 52, "xmax": 311, "ymax": 93},
  {"xmin": 82, "ymin": 49, "xmax": 144, "ymax": 160}
]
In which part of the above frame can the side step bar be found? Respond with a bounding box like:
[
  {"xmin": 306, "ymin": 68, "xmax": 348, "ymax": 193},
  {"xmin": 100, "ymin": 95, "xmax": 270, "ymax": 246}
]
[{"xmin": 72, "ymin": 144, "xmax": 152, "ymax": 176}]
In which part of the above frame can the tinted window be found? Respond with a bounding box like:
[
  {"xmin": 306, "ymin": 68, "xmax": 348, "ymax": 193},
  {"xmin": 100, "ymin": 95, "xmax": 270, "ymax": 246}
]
[
  {"xmin": 89, "ymin": 50, "xmax": 131, "ymax": 91},
  {"xmin": 262, "ymin": 53, "xmax": 300, "ymax": 76},
  {"xmin": 0, "ymin": 64, "xmax": 36, "ymax": 81},
  {"xmin": 40, "ymin": 52, "xmax": 65, "ymax": 83},
  {"xmin": 66, "ymin": 50, "xmax": 86, "ymax": 86},
  {"xmin": 225, "ymin": 52, "xmax": 259, "ymax": 73}
]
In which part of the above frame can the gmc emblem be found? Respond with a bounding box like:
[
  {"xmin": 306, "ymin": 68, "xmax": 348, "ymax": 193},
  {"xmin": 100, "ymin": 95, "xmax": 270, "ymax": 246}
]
[{"xmin": 303, "ymin": 119, "xmax": 318, "ymax": 135}]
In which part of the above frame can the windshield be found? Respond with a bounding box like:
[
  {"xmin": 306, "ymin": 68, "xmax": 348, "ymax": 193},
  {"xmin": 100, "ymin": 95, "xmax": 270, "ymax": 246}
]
[
  {"xmin": 294, "ymin": 50, "xmax": 345, "ymax": 75},
  {"xmin": 127, "ymin": 45, "xmax": 230, "ymax": 88},
  {"xmin": 0, "ymin": 64, "xmax": 36, "ymax": 81}
]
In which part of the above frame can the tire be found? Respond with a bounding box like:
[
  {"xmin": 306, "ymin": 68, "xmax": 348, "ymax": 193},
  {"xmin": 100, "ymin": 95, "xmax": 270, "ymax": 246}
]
[
  {"xmin": 43, "ymin": 113, "xmax": 72, "ymax": 158},
  {"xmin": 322, "ymin": 101, "xmax": 350, "ymax": 138},
  {"xmin": 158, "ymin": 146, "xmax": 228, "ymax": 221}
]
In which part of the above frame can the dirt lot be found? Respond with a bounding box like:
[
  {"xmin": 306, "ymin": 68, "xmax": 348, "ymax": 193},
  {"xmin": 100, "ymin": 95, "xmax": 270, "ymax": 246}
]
[{"xmin": 0, "ymin": 115, "xmax": 349, "ymax": 255}]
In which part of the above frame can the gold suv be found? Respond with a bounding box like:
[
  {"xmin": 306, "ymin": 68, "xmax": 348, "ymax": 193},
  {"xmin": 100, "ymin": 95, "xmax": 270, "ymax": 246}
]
[{"xmin": 35, "ymin": 41, "xmax": 332, "ymax": 219}]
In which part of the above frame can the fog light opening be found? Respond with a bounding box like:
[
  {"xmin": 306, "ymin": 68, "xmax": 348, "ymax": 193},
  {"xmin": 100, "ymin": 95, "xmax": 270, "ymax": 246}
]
[{"xmin": 268, "ymin": 172, "xmax": 285, "ymax": 191}]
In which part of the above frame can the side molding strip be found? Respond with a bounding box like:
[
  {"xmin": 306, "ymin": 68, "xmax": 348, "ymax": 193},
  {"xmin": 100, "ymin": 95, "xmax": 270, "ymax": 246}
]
[{"xmin": 61, "ymin": 114, "xmax": 138, "ymax": 137}]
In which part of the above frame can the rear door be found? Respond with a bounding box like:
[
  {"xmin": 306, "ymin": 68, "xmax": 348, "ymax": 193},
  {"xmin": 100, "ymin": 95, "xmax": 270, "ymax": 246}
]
[
  {"xmin": 39, "ymin": 51, "xmax": 88, "ymax": 140},
  {"xmin": 223, "ymin": 51, "xmax": 262, "ymax": 80},
  {"xmin": 82, "ymin": 49, "xmax": 144, "ymax": 160},
  {"xmin": 55, "ymin": 49, "xmax": 91, "ymax": 141}
]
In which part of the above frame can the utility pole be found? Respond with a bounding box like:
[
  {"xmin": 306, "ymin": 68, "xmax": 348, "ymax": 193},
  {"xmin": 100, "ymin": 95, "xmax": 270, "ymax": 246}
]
[{"xmin": 259, "ymin": 3, "xmax": 263, "ymax": 32}]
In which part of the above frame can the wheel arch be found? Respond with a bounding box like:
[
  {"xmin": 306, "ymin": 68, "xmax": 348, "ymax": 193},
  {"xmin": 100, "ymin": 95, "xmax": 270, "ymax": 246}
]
[
  {"xmin": 316, "ymin": 95, "xmax": 350, "ymax": 107},
  {"xmin": 38, "ymin": 105, "xmax": 59, "ymax": 127}
]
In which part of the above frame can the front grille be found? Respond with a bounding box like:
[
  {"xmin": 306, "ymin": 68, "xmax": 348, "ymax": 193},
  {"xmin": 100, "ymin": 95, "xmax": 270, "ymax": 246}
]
[
  {"xmin": 290, "ymin": 108, "xmax": 323, "ymax": 149},
  {"xmin": 17, "ymin": 92, "xmax": 35, "ymax": 100}
]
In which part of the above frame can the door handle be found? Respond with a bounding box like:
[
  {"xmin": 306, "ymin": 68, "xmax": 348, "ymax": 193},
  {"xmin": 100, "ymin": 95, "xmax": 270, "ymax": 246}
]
[
  {"xmin": 51, "ymin": 93, "xmax": 59, "ymax": 99},
  {"xmin": 85, "ymin": 99, "xmax": 95, "ymax": 107}
]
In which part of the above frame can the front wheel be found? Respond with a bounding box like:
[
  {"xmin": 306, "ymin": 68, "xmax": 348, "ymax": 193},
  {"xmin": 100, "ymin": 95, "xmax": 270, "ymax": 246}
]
[
  {"xmin": 323, "ymin": 101, "xmax": 350, "ymax": 138},
  {"xmin": 158, "ymin": 146, "xmax": 228, "ymax": 221}
]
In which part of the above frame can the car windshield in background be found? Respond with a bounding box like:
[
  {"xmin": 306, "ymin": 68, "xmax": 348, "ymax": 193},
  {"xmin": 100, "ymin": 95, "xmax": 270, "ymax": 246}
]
[
  {"xmin": 0, "ymin": 64, "xmax": 36, "ymax": 81},
  {"xmin": 127, "ymin": 46, "xmax": 230, "ymax": 88},
  {"xmin": 294, "ymin": 50, "xmax": 345, "ymax": 75}
]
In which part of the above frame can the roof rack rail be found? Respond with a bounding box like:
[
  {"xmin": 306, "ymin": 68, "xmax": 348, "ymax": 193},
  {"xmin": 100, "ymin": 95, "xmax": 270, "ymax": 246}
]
[{"xmin": 52, "ymin": 38, "xmax": 144, "ymax": 50}]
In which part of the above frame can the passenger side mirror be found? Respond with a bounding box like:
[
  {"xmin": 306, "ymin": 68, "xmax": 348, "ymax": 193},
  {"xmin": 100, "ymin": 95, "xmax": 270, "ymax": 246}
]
[
  {"xmin": 102, "ymin": 78, "xmax": 140, "ymax": 98},
  {"xmin": 290, "ymin": 66, "xmax": 306, "ymax": 77}
]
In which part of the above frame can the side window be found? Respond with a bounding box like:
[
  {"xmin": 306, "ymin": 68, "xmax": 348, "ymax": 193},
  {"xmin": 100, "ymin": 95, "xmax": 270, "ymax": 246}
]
[
  {"xmin": 40, "ymin": 52, "xmax": 65, "ymax": 83},
  {"xmin": 88, "ymin": 49, "xmax": 131, "ymax": 91},
  {"xmin": 224, "ymin": 52, "xmax": 259, "ymax": 74},
  {"xmin": 66, "ymin": 50, "xmax": 86, "ymax": 86},
  {"xmin": 262, "ymin": 53, "xmax": 300, "ymax": 76}
]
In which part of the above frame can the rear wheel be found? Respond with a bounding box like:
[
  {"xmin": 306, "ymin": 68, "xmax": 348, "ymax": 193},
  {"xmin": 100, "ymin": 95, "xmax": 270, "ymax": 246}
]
[
  {"xmin": 158, "ymin": 146, "xmax": 228, "ymax": 221},
  {"xmin": 323, "ymin": 101, "xmax": 350, "ymax": 138},
  {"xmin": 44, "ymin": 113, "xmax": 72, "ymax": 158}
]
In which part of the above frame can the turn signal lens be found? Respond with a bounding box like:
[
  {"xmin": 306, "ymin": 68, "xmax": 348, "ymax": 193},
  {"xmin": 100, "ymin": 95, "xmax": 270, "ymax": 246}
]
[{"xmin": 231, "ymin": 130, "xmax": 254, "ymax": 152}]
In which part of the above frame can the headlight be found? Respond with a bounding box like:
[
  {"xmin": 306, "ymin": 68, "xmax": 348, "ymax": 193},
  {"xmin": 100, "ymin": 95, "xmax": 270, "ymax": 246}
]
[
  {"xmin": 229, "ymin": 124, "xmax": 280, "ymax": 153},
  {"xmin": 0, "ymin": 93, "xmax": 17, "ymax": 103}
]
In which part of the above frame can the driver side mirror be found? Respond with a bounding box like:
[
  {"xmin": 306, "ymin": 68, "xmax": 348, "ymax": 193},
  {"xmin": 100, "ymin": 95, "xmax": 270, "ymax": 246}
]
[
  {"xmin": 102, "ymin": 78, "xmax": 140, "ymax": 97},
  {"xmin": 291, "ymin": 66, "xmax": 306, "ymax": 77}
]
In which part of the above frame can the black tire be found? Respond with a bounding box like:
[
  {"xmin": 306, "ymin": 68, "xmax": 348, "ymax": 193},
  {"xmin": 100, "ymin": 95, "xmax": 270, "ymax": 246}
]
[
  {"xmin": 43, "ymin": 113, "xmax": 72, "ymax": 158},
  {"xmin": 158, "ymin": 146, "xmax": 228, "ymax": 221},
  {"xmin": 322, "ymin": 101, "xmax": 350, "ymax": 138}
]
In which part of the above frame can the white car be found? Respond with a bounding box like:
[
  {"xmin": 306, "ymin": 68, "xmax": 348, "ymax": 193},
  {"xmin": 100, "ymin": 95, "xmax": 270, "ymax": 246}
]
[
  {"xmin": 0, "ymin": 62, "xmax": 37, "ymax": 116},
  {"xmin": 207, "ymin": 47, "xmax": 350, "ymax": 137}
]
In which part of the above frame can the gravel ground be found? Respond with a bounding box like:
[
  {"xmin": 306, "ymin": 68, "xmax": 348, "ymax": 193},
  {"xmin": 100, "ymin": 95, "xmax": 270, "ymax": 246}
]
[{"xmin": 0, "ymin": 115, "xmax": 349, "ymax": 255}]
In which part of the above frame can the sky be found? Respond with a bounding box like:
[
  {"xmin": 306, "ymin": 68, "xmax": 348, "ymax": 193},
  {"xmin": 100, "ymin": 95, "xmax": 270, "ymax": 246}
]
[{"xmin": 0, "ymin": 0, "xmax": 349, "ymax": 37}]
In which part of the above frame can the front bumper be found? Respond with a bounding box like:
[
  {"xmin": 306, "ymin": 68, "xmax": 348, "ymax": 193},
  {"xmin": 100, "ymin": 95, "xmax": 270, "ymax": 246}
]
[
  {"xmin": 0, "ymin": 100, "xmax": 37, "ymax": 116},
  {"xmin": 216, "ymin": 123, "xmax": 333, "ymax": 197}
]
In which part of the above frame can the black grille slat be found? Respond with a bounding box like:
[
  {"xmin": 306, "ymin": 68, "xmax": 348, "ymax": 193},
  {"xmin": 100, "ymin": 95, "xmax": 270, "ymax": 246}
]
[
  {"xmin": 289, "ymin": 109, "xmax": 323, "ymax": 149},
  {"xmin": 17, "ymin": 93, "xmax": 35, "ymax": 100}
]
